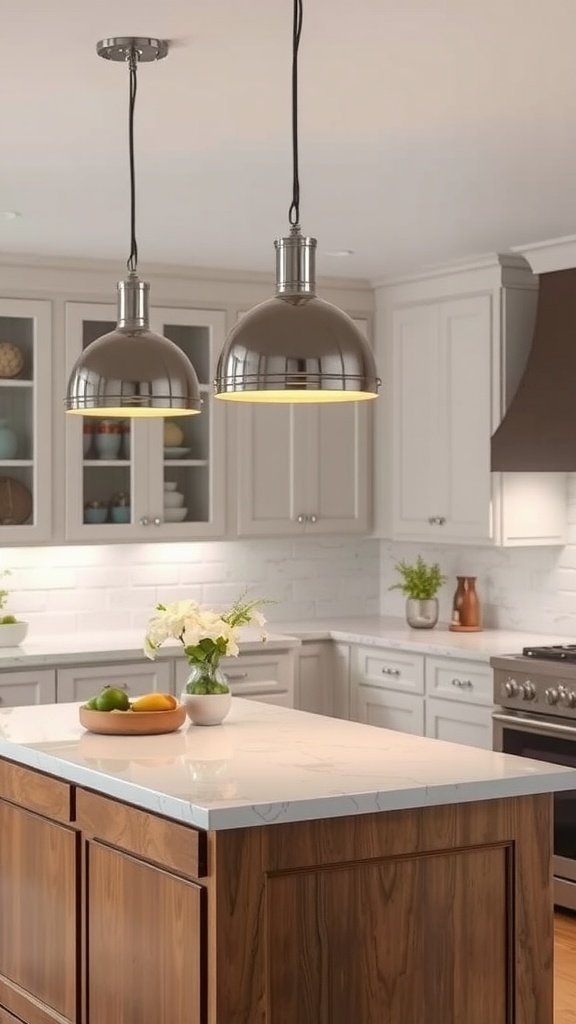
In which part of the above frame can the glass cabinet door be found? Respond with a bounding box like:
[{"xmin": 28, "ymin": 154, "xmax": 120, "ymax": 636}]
[
  {"xmin": 64, "ymin": 302, "xmax": 226, "ymax": 541},
  {"xmin": 148, "ymin": 308, "xmax": 227, "ymax": 538},
  {"xmin": 0, "ymin": 298, "xmax": 52, "ymax": 542}
]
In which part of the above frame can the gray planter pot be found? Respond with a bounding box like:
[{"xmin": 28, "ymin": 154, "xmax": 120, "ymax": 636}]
[{"xmin": 406, "ymin": 597, "xmax": 439, "ymax": 629}]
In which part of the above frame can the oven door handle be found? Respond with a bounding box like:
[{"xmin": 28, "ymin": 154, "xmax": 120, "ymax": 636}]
[{"xmin": 493, "ymin": 711, "xmax": 576, "ymax": 738}]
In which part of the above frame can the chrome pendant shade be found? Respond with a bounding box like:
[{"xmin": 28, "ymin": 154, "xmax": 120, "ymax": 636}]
[
  {"xmin": 215, "ymin": 229, "xmax": 380, "ymax": 402},
  {"xmin": 65, "ymin": 38, "xmax": 201, "ymax": 418},
  {"xmin": 214, "ymin": 0, "xmax": 380, "ymax": 404},
  {"xmin": 65, "ymin": 276, "xmax": 201, "ymax": 416}
]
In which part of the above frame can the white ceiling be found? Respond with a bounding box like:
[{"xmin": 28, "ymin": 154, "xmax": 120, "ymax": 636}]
[{"xmin": 2, "ymin": 0, "xmax": 576, "ymax": 281}]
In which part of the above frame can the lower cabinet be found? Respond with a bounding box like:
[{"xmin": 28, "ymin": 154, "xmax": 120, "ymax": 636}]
[
  {"xmin": 425, "ymin": 696, "xmax": 493, "ymax": 749},
  {"xmin": 86, "ymin": 842, "xmax": 203, "ymax": 1024},
  {"xmin": 296, "ymin": 642, "xmax": 331, "ymax": 715},
  {"xmin": 350, "ymin": 644, "xmax": 494, "ymax": 750},
  {"xmin": 356, "ymin": 683, "xmax": 425, "ymax": 734},
  {"xmin": 174, "ymin": 647, "xmax": 296, "ymax": 707},
  {"xmin": 0, "ymin": 669, "xmax": 56, "ymax": 706},
  {"xmin": 56, "ymin": 659, "xmax": 173, "ymax": 703}
]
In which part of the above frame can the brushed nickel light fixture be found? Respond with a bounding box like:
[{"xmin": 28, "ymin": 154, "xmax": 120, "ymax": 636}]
[
  {"xmin": 65, "ymin": 37, "xmax": 201, "ymax": 418},
  {"xmin": 214, "ymin": 0, "xmax": 381, "ymax": 403}
]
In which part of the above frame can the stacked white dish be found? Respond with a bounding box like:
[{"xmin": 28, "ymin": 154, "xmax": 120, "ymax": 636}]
[{"xmin": 163, "ymin": 482, "xmax": 188, "ymax": 523}]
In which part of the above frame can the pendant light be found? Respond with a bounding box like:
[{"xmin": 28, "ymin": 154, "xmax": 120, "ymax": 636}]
[
  {"xmin": 214, "ymin": 1, "xmax": 381, "ymax": 403},
  {"xmin": 65, "ymin": 38, "xmax": 201, "ymax": 418}
]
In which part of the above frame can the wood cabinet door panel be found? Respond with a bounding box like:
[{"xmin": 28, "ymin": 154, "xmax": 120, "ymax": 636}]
[
  {"xmin": 266, "ymin": 844, "xmax": 509, "ymax": 1024},
  {"xmin": 0, "ymin": 801, "xmax": 77, "ymax": 1020},
  {"xmin": 86, "ymin": 842, "xmax": 203, "ymax": 1024}
]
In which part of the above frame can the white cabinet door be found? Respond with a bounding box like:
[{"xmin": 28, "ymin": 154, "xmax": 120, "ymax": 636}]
[
  {"xmin": 174, "ymin": 649, "xmax": 295, "ymax": 707},
  {"xmin": 0, "ymin": 298, "xmax": 52, "ymax": 543},
  {"xmin": 425, "ymin": 656, "xmax": 493, "ymax": 706},
  {"xmin": 0, "ymin": 669, "xmax": 56, "ymax": 706},
  {"xmin": 296, "ymin": 642, "xmax": 332, "ymax": 716},
  {"xmin": 392, "ymin": 295, "xmax": 493, "ymax": 542},
  {"xmin": 425, "ymin": 696, "xmax": 493, "ymax": 750},
  {"xmin": 56, "ymin": 661, "xmax": 173, "ymax": 703},
  {"xmin": 234, "ymin": 318, "xmax": 371, "ymax": 538},
  {"xmin": 64, "ymin": 303, "xmax": 227, "ymax": 541},
  {"xmin": 356, "ymin": 683, "xmax": 424, "ymax": 735}
]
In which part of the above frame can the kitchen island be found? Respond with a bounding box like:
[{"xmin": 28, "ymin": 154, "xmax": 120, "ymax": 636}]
[{"xmin": 0, "ymin": 699, "xmax": 574, "ymax": 1024}]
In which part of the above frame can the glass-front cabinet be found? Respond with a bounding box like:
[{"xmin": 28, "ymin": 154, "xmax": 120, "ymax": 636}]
[
  {"xmin": 0, "ymin": 298, "xmax": 52, "ymax": 543},
  {"xmin": 64, "ymin": 302, "xmax": 226, "ymax": 541}
]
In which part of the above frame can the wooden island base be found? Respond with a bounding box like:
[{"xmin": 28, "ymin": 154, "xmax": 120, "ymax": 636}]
[{"xmin": 0, "ymin": 759, "xmax": 552, "ymax": 1024}]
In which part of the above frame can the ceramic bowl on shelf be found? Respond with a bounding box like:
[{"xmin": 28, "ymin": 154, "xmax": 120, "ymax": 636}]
[
  {"xmin": 164, "ymin": 490, "xmax": 184, "ymax": 508},
  {"xmin": 164, "ymin": 507, "xmax": 188, "ymax": 523},
  {"xmin": 164, "ymin": 481, "xmax": 178, "ymax": 492},
  {"xmin": 164, "ymin": 447, "xmax": 191, "ymax": 459},
  {"xmin": 0, "ymin": 621, "xmax": 28, "ymax": 647},
  {"xmin": 84, "ymin": 506, "xmax": 108, "ymax": 524},
  {"xmin": 110, "ymin": 506, "xmax": 130, "ymax": 524}
]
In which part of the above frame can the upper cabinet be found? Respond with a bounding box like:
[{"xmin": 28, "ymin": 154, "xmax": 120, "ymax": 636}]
[
  {"xmin": 374, "ymin": 256, "xmax": 567, "ymax": 546},
  {"xmin": 231, "ymin": 319, "xmax": 372, "ymax": 537},
  {"xmin": 0, "ymin": 298, "xmax": 52, "ymax": 543},
  {"xmin": 64, "ymin": 302, "xmax": 227, "ymax": 541}
]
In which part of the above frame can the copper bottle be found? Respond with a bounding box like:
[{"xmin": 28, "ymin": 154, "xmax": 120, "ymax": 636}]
[{"xmin": 459, "ymin": 576, "xmax": 481, "ymax": 628}]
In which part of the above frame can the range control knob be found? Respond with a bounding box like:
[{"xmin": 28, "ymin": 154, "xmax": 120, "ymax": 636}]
[
  {"xmin": 520, "ymin": 681, "xmax": 536, "ymax": 701},
  {"xmin": 545, "ymin": 687, "xmax": 560, "ymax": 705},
  {"xmin": 503, "ymin": 679, "xmax": 519, "ymax": 698},
  {"xmin": 559, "ymin": 688, "xmax": 576, "ymax": 708}
]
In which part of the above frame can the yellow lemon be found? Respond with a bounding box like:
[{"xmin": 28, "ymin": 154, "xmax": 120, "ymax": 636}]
[{"xmin": 131, "ymin": 693, "xmax": 177, "ymax": 713}]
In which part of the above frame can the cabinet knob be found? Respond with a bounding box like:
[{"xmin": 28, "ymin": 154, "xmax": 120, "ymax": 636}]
[
  {"xmin": 308, "ymin": 514, "xmax": 318, "ymax": 524},
  {"xmin": 152, "ymin": 517, "xmax": 162, "ymax": 526},
  {"xmin": 297, "ymin": 514, "xmax": 305, "ymax": 524},
  {"xmin": 139, "ymin": 516, "xmax": 150, "ymax": 526}
]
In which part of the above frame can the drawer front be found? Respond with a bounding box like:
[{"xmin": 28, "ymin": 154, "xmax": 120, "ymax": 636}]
[
  {"xmin": 174, "ymin": 650, "xmax": 295, "ymax": 704},
  {"xmin": 425, "ymin": 656, "xmax": 492, "ymax": 705},
  {"xmin": 0, "ymin": 758, "xmax": 73, "ymax": 823},
  {"xmin": 77, "ymin": 788, "xmax": 206, "ymax": 878},
  {"xmin": 57, "ymin": 660, "xmax": 173, "ymax": 703},
  {"xmin": 352, "ymin": 645, "xmax": 425, "ymax": 694}
]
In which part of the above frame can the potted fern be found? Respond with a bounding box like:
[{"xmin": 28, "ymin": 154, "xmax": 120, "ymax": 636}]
[{"xmin": 389, "ymin": 555, "xmax": 446, "ymax": 629}]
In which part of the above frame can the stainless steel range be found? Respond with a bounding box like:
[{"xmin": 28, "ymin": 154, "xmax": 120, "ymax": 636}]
[{"xmin": 492, "ymin": 645, "xmax": 576, "ymax": 911}]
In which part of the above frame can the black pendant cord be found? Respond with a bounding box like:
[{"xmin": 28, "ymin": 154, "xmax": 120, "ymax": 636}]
[
  {"xmin": 288, "ymin": 0, "xmax": 303, "ymax": 229},
  {"xmin": 127, "ymin": 47, "xmax": 138, "ymax": 274}
]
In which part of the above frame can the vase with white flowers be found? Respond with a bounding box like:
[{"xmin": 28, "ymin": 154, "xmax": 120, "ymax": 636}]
[{"xmin": 144, "ymin": 593, "xmax": 268, "ymax": 725}]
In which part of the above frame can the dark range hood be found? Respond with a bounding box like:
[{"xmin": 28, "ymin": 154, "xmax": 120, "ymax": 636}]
[{"xmin": 491, "ymin": 268, "xmax": 576, "ymax": 471}]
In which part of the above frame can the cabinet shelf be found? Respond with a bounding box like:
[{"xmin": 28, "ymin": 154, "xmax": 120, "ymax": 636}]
[
  {"xmin": 163, "ymin": 458, "xmax": 208, "ymax": 467},
  {"xmin": 0, "ymin": 459, "xmax": 33, "ymax": 467},
  {"xmin": 83, "ymin": 459, "xmax": 130, "ymax": 468},
  {"xmin": 0, "ymin": 378, "xmax": 33, "ymax": 389}
]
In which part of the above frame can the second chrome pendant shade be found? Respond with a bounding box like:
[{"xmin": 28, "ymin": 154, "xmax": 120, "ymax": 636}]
[
  {"xmin": 215, "ymin": 229, "xmax": 380, "ymax": 402},
  {"xmin": 65, "ymin": 37, "xmax": 201, "ymax": 418}
]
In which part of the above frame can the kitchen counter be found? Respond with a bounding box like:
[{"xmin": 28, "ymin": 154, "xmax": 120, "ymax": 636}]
[
  {"xmin": 0, "ymin": 698, "xmax": 574, "ymax": 830},
  {"xmin": 0, "ymin": 627, "xmax": 300, "ymax": 668},
  {"xmin": 0, "ymin": 616, "xmax": 571, "ymax": 671},
  {"xmin": 0, "ymin": 699, "xmax": 565, "ymax": 1023}
]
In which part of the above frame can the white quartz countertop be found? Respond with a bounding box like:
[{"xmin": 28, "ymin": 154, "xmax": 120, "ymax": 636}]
[
  {"xmin": 0, "ymin": 628, "xmax": 301, "ymax": 668},
  {"xmin": 0, "ymin": 616, "xmax": 571, "ymax": 669},
  {"xmin": 0, "ymin": 699, "xmax": 574, "ymax": 831}
]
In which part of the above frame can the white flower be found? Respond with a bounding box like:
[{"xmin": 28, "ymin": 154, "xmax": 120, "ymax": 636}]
[{"xmin": 143, "ymin": 593, "xmax": 269, "ymax": 664}]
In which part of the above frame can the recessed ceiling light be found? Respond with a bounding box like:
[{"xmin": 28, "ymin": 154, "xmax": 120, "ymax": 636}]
[
  {"xmin": 0, "ymin": 211, "xmax": 22, "ymax": 220},
  {"xmin": 325, "ymin": 249, "xmax": 354, "ymax": 258}
]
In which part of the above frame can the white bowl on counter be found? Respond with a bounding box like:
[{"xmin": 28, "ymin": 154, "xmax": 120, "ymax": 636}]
[
  {"xmin": 164, "ymin": 507, "xmax": 188, "ymax": 523},
  {"xmin": 0, "ymin": 621, "xmax": 28, "ymax": 646}
]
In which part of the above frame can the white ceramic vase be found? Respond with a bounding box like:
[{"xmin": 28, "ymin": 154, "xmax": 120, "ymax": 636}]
[{"xmin": 181, "ymin": 691, "xmax": 232, "ymax": 726}]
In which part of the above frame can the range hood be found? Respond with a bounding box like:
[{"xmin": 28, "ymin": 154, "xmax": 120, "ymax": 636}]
[{"xmin": 491, "ymin": 267, "xmax": 576, "ymax": 471}]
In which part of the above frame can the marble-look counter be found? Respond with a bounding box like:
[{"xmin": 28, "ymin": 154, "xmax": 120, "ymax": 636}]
[
  {"xmin": 0, "ymin": 616, "xmax": 570, "ymax": 670},
  {"xmin": 0, "ymin": 698, "xmax": 574, "ymax": 831},
  {"xmin": 0, "ymin": 628, "xmax": 300, "ymax": 668}
]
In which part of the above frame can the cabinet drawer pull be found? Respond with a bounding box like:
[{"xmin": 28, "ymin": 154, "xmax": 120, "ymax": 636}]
[
  {"xmin": 223, "ymin": 671, "xmax": 249, "ymax": 681},
  {"xmin": 381, "ymin": 667, "xmax": 401, "ymax": 677},
  {"xmin": 139, "ymin": 516, "xmax": 150, "ymax": 526},
  {"xmin": 152, "ymin": 517, "xmax": 162, "ymax": 526},
  {"xmin": 451, "ymin": 677, "xmax": 473, "ymax": 689},
  {"xmin": 428, "ymin": 516, "xmax": 446, "ymax": 525},
  {"xmin": 308, "ymin": 514, "xmax": 318, "ymax": 524},
  {"xmin": 297, "ymin": 514, "xmax": 305, "ymax": 524}
]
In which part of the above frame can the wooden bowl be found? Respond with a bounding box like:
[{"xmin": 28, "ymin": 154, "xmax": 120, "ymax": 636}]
[{"xmin": 79, "ymin": 704, "xmax": 187, "ymax": 736}]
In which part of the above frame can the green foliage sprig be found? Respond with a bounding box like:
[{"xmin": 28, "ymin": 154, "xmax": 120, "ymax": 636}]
[{"xmin": 389, "ymin": 555, "xmax": 446, "ymax": 600}]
